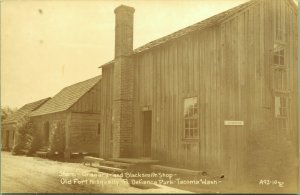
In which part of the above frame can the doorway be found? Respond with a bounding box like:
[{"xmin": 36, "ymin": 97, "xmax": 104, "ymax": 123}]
[
  {"xmin": 142, "ymin": 111, "xmax": 152, "ymax": 157},
  {"xmin": 43, "ymin": 122, "xmax": 50, "ymax": 146}
]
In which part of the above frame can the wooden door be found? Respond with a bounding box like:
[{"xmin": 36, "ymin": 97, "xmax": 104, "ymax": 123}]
[
  {"xmin": 43, "ymin": 122, "xmax": 50, "ymax": 146},
  {"xmin": 142, "ymin": 111, "xmax": 152, "ymax": 157}
]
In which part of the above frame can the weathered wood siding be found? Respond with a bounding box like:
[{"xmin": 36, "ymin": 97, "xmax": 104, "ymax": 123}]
[
  {"xmin": 220, "ymin": 2, "xmax": 261, "ymax": 183},
  {"xmin": 100, "ymin": 0, "xmax": 297, "ymax": 181},
  {"xmin": 130, "ymin": 0, "xmax": 298, "ymax": 178},
  {"xmin": 132, "ymin": 25, "xmax": 222, "ymax": 173},
  {"xmin": 32, "ymin": 112, "xmax": 67, "ymax": 148},
  {"xmin": 69, "ymin": 79, "xmax": 101, "ymax": 154},
  {"xmin": 219, "ymin": 0, "xmax": 298, "ymax": 183},
  {"xmin": 69, "ymin": 112, "xmax": 101, "ymax": 154},
  {"xmin": 70, "ymin": 80, "xmax": 101, "ymax": 113}
]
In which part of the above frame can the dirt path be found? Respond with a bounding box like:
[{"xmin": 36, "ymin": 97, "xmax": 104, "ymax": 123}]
[{"xmin": 0, "ymin": 152, "xmax": 191, "ymax": 193}]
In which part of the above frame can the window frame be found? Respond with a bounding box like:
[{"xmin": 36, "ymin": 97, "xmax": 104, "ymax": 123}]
[
  {"xmin": 274, "ymin": 94, "xmax": 290, "ymax": 134},
  {"xmin": 183, "ymin": 95, "xmax": 199, "ymax": 141},
  {"xmin": 274, "ymin": 95, "xmax": 289, "ymax": 118},
  {"xmin": 273, "ymin": 45, "xmax": 286, "ymax": 67},
  {"xmin": 271, "ymin": 44, "xmax": 289, "ymax": 93}
]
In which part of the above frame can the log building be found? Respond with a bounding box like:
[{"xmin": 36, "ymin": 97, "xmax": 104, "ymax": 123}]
[
  {"xmin": 1, "ymin": 98, "xmax": 50, "ymax": 151},
  {"xmin": 30, "ymin": 76, "xmax": 102, "ymax": 157}
]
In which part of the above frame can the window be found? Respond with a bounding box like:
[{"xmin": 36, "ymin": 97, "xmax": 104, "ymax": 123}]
[
  {"xmin": 273, "ymin": 46, "xmax": 285, "ymax": 67},
  {"xmin": 271, "ymin": 42, "xmax": 290, "ymax": 136},
  {"xmin": 274, "ymin": 96, "xmax": 289, "ymax": 132},
  {"xmin": 275, "ymin": 96, "xmax": 288, "ymax": 118},
  {"xmin": 97, "ymin": 123, "xmax": 101, "ymax": 135},
  {"xmin": 275, "ymin": 96, "xmax": 289, "ymax": 131},
  {"xmin": 183, "ymin": 97, "xmax": 198, "ymax": 139},
  {"xmin": 272, "ymin": 45, "xmax": 288, "ymax": 92}
]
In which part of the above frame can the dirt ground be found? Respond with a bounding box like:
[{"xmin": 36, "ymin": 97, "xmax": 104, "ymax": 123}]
[
  {"xmin": 1, "ymin": 151, "xmax": 297, "ymax": 194},
  {"xmin": 0, "ymin": 151, "xmax": 192, "ymax": 193}
]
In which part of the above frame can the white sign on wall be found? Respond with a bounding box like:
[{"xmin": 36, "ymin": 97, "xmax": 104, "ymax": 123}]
[{"xmin": 224, "ymin": 120, "xmax": 244, "ymax": 126}]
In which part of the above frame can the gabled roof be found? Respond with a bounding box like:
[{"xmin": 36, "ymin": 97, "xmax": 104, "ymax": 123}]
[
  {"xmin": 99, "ymin": 0, "xmax": 256, "ymax": 68},
  {"xmin": 30, "ymin": 76, "xmax": 101, "ymax": 117},
  {"xmin": 2, "ymin": 97, "xmax": 51, "ymax": 125}
]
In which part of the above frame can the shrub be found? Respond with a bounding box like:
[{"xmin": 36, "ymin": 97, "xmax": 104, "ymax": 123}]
[
  {"xmin": 26, "ymin": 130, "xmax": 42, "ymax": 156},
  {"xmin": 11, "ymin": 115, "xmax": 43, "ymax": 155},
  {"xmin": 49, "ymin": 121, "xmax": 65, "ymax": 154},
  {"xmin": 11, "ymin": 115, "xmax": 32, "ymax": 155}
]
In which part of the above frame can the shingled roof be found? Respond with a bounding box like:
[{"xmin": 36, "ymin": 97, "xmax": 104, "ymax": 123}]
[
  {"xmin": 31, "ymin": 76, "xmax": 101, "ymax": 117},
  {"xmin": 2, "ymin": 97, "xmax": 51, "ymax": 125}
]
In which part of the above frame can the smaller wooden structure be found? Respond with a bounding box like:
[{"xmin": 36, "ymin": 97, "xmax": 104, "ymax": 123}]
[
  {"xmin": 1, "ymin": 98, "xmax": 50, "ymax": 151},
  {"xmin": 30, "ymin": 76, "xmax": 101, "ymax": 159}
]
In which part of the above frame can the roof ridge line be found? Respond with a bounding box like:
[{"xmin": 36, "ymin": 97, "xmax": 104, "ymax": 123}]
[
  {"xmin": 64, "ymin": 77, "xmax": 101, "ymax": 112},
  {"xmin": 98, "ymin": 0, "xmax": 256, "ymax": 68},
  {"xmin": 30, "ymin": 76, "xmax": 101, "ymax": 117}
]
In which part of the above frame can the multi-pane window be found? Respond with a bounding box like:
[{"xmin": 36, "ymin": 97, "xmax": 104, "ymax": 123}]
[
  {"xmin": 275, "ymin": 96, "xmax": 288, "ymax": 118},
  {"xmin": 273, "ymin": 46, "xmax": 285, "ymax": 67},
  {"xmin": 274, "ymin": 96, "xmax": 289, "ymax": 132},
  {"xmin": 272, "ymin": 42, "xmax": 289, "ymax": 136},
  {"xmin": 183, "ymin": 97, "xmax": 198, "ymax": 139},
  {"xmin": 272, "ymin": 45, "xmax": 288, "ymax": 92}
]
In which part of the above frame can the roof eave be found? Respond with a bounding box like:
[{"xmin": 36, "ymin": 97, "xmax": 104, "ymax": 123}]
[
  {"xmin": 30, "ymin": 110, "xmax": 65, "ymax": 118},
  {"xmin": 98, "ymin": 0, "xmax": 256, "ymax": 68},
  {"xmin": 98, "ymin": 60, "xmax": 115, "ymax": 68}
]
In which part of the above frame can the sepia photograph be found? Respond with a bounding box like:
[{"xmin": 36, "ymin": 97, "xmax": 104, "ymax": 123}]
[{"xmin": 0, "ymin": 0, "xmax": 299, "ymax": 193}]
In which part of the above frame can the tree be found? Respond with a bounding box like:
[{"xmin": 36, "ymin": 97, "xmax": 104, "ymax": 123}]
[{"xmin": 1, "ymin": 106, "xmax": 17, "ymax": 121}]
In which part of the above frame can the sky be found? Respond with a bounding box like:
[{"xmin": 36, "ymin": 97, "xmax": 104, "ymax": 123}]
[{"xmin": 1, "ymin": 0, "xmax": 252, "ymax": 109}]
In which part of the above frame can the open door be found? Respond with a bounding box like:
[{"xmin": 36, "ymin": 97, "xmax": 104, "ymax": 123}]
[{"xmin": 142, "ymin": 111, "xmax": 152, "ymax": 157}]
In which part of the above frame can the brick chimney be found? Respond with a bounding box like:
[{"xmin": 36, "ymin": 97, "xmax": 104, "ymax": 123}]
[
  {"xmin": 112, "ymin": 5, "xmax": 135, "ymax": 158},
  {"xmin": 114, "ymin": 5, "xmax": 135, "ymax": 57}
]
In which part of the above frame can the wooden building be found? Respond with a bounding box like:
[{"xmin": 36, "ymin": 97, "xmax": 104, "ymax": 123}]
[
  {"xmin": 1, "ymin": 98, "xmax": 50, "ymax": 151},
  {"xmin": 30, "ymin": 76, "xmax": 101, "ymax": 158},
  {"xmin": 99, "ymin": 0, "xmax": 298, "ymax": 184}
]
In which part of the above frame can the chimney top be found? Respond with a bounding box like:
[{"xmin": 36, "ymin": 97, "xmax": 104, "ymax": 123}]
[{"xmin": 114, "ymin": 5, "xmax": 135, "ymax": 14}]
